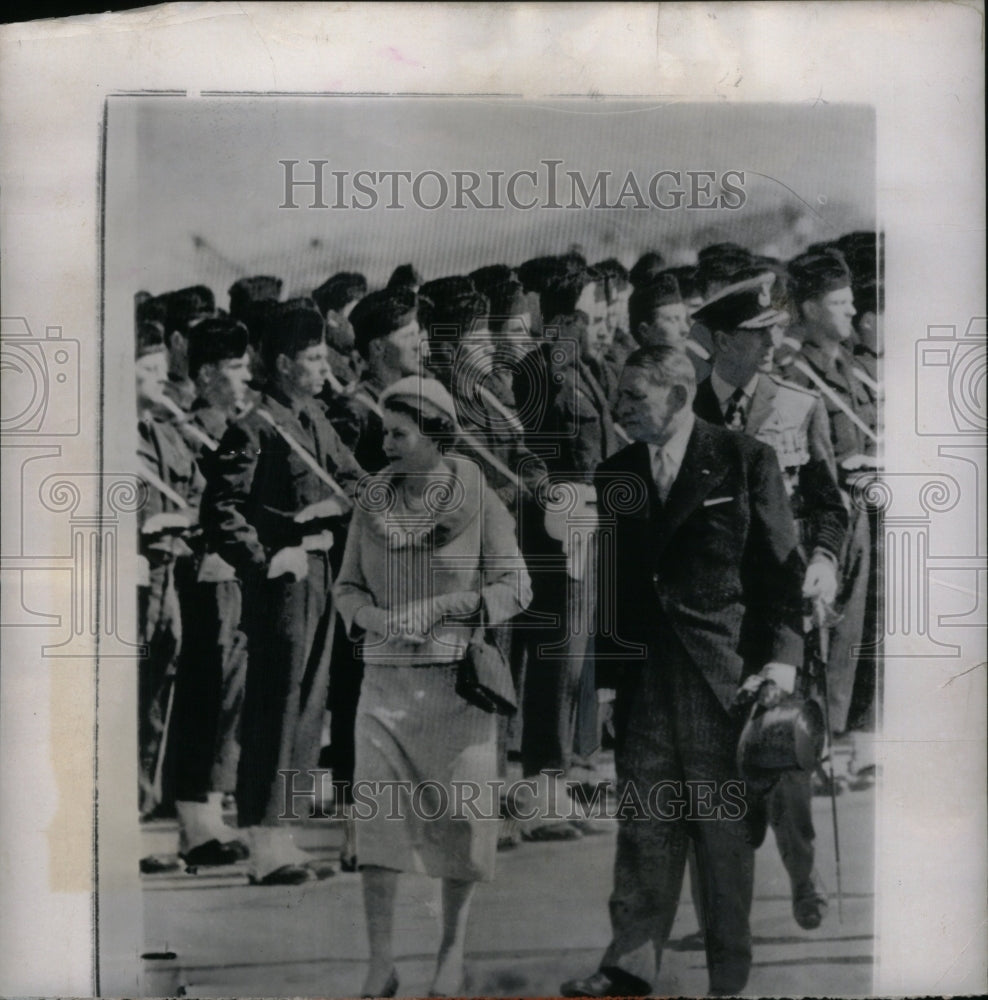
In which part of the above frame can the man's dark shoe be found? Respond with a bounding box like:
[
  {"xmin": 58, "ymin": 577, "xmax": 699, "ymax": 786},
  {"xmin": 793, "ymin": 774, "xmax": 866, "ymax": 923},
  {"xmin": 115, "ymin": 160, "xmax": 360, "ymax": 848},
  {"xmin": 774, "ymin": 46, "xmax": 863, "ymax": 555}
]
[
  {"xmin": 793, "ymin": 871, "xmax": 829, "ymax": 929},
  {"xmin": 181, "ymin": 838, "xmax": 249, "ymax": 868},
  {"xmin": 560, "ymin": 967, "xmax": 651, "ymax": 997},
  {"xmin": 139, "ymin": 853, "xmax": 181, "ymax": 875}
]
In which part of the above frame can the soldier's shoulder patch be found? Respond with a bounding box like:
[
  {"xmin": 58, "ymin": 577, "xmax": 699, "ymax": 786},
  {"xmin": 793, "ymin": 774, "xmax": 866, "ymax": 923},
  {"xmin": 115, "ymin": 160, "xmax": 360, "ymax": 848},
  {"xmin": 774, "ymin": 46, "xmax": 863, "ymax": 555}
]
[
  {"xmin": 769, "ymin": 372, "xmax": 820, "ymax": 403},
  {"xmin": 768, "ymin": 372, "xmax": 820, "ymax": 398}
]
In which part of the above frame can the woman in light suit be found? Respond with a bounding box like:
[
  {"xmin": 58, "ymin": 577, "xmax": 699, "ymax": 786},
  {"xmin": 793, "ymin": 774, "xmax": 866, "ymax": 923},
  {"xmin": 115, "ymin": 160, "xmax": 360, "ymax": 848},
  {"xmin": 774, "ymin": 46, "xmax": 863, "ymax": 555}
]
[{"xmin": 335, "ymin": 376, "xmax": 531, "ymax": 997}]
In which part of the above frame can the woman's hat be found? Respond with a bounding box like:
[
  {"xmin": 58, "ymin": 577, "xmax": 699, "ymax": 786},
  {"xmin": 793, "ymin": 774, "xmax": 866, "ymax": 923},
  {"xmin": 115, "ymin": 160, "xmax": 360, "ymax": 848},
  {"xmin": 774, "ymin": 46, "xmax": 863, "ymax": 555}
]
[{"xmin": 380, "ymin": 376, "xmax": 459, "ymax": 429}]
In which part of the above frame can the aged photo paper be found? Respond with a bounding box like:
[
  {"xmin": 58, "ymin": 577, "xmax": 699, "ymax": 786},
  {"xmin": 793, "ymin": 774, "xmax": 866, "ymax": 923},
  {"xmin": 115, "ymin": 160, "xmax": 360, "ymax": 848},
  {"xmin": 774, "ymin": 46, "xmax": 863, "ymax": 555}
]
[{"xmin": 1, "ymin": 4, "xmax": 984, "ymax": 998}]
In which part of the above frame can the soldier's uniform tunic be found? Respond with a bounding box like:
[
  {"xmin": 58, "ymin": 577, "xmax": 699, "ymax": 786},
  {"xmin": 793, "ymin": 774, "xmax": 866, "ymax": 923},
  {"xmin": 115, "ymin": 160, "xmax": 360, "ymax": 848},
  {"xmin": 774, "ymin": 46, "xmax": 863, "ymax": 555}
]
[
  {"xmin": 780, "ymin": 331, "xmax": 876, "ymax": 732},
  {"xmin": 168, "ymin": 400, "xmax": 249, "ymax": 807},
  {"xmin": 201, "ymin": 386, "xmax": 364, "ymax": 828}
]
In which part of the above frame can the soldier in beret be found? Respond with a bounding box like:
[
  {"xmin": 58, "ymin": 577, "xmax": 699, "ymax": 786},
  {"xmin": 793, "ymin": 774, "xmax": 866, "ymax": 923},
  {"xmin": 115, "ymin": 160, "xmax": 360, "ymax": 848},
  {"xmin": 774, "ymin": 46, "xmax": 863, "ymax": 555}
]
[
  {"xmin": 135, "ymin": 320, "xmax": 204, "ymax": 819},
  {"xmin": 586, "ymin": 259, "xmax": 632, "ymax": 401},
  {"xmin": 344, "ymin": 287, "xmax": 429, "ymax": 473},
  {"xmin": 628, "ymin": 272, "xmax": 709, "ymax": 383},
  {"xmin": 166, "ymin": 316, "xmax": 254, "ymax": 867},
  {"xmin": 312, "ymin": 271, "xmax": 367, "ymax": 386},
  {"xmin": 469, "ymin": 266, "xmax": 536, "ymax": 409},
  {"xmin": 228, "ymin": 275, "xmax": 283, "ymax": 323},
  {"xmin": 691, "ymin": 271, "xmax": 848, "ymax": 931},
  {"xmin": 200, "ymin": 298, "xmax": 365, "ymax": 884},
  {"xmin": 782, "ymin": 248, "xmax": 877, "ymax": 740},
  {"xmin": 156, "ymin": 285, "xmax": 217, "ymax": 413},
  {"xmin": 628, "ymin": 249, "xmax": 666, "ymax": 290}
]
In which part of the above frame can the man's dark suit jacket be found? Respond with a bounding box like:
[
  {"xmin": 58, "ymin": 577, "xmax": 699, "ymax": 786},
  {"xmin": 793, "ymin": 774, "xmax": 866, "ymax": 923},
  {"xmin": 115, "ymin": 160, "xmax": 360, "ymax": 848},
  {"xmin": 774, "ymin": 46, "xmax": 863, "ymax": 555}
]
[{"xmin": 594, "ymin": 417, "xmax": 805, "ymax": 714}]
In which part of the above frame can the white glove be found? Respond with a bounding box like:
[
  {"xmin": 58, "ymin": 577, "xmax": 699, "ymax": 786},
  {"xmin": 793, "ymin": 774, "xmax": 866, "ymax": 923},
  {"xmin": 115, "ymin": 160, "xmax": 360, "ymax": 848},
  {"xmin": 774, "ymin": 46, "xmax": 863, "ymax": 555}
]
[
  {"xmin": 802, "ymin": 554, "xmax": 838, "ymax": 606},
  {"xmin": 392, "ymin": 600, "xmax": 437, "ymax": 644},
  {"xmin": 266, "ymin": 546, "xmax": 309, "ymax": 580},
  {"xmin": 840, "ymin": 452, "xmax": 879, "ymax": 472},
  {"xmin": 295, "ymin": 496, "xmax": 349, "ymax": 523},
  {"xmin": 142, "ymin": 511, "xmax": 192, "ymax": 535}
]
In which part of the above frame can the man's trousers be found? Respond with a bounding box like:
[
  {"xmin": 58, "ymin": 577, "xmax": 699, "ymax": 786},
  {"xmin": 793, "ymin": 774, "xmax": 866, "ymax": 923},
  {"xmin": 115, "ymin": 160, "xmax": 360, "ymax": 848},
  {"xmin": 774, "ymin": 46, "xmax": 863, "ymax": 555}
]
[
  {"xmin": 236, "ymin": 552, "xmax": 335, "ymax": 828},
  {"xmin": 169, "ymin": 579, "xmax": 248, "ymax": 802},
  {"xmin": 601, "ymin": 630, "xmax": 756, "ymax": 995}
]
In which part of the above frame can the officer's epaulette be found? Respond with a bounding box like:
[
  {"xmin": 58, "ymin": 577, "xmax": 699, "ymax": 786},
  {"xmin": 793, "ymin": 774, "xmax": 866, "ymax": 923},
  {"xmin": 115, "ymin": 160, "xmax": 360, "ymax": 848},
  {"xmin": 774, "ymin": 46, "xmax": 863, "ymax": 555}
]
[{"xmin": 766, "ymin": 372, "xmax": 820, "ymax": 398}]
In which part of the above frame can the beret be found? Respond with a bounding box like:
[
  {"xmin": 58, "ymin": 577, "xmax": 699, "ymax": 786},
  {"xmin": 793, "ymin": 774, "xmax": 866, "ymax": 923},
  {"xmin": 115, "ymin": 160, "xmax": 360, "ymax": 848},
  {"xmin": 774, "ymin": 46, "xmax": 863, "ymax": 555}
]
[
  {"xmin": 380, "ymin": 375, "xmax": 459, "ymax": 430},
  {"xmin": 788, "ymin": 247, "xmax": 853, "ymax": 301},
  {"xmin": 517, "ymin": 255, "xmax": 571, "ymax": 294},
  {"xmin": 162, "ymin": 285, "xmax": 216, "ymax": 334},
  {"xmin": 350, "ymin": 287, "xmax": 419, "ymax": 357},
  {"xmin": 312, "ymin": 271, "xmax": 367, "ymax": 316},
  {"xmin": 186, "ymin": 315, "xmax": 250, "ymax": 375},
  {"xmin": 469, "ymin": 264, "xmax": 515, "ymax": 293},
  {"xmin": 419, "ymin": 275, "xmax": 475, "ymax": 310},
  {"xmin": 228, "ymin": 276, "xmax": 282, "ymax": 320},
  {"xmin": 695, "ymin": 248, "xmax": 754, "ymax": 296},
  {"xmin": 629, "ymin": 250, "xmax": 666, "ymax": 290},
  {"xmin": 260, "ymin": 297, "xmax": 325, "ymax": 363},
  {"xmin": 696, "ymin": 241, "xmax": 750, "ymax": 263}
]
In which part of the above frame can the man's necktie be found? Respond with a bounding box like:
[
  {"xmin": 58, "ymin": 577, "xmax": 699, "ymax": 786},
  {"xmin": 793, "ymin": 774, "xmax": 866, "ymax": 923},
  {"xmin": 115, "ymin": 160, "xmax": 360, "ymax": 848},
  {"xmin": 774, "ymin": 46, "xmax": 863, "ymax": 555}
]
[
  {"xmin": 724, "ymin": 386, "xmax": 748, "ymax": 430},
  {"xmin": 653, "ymin": 447, "xmax": 674, "ymax": 503}
]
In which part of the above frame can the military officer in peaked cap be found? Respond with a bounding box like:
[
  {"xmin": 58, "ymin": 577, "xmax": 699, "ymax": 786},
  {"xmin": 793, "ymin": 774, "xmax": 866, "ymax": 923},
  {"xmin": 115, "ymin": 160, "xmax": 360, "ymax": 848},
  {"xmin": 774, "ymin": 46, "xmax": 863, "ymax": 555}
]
[
  {"xmin": 692, "ymin": 271, "xmax": 848, "ymax": 931},
  {"xmin": 201, "ymin": 298, "xmax": 365, "ymax": 884}
]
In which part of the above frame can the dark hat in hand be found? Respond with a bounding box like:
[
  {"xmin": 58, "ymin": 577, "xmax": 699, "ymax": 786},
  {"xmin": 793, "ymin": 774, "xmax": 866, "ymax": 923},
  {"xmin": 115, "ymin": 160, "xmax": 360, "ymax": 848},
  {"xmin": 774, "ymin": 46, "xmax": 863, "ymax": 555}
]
[{"xmin": 736, "ymin": 695, "xmax": 825, "ymax": 793}]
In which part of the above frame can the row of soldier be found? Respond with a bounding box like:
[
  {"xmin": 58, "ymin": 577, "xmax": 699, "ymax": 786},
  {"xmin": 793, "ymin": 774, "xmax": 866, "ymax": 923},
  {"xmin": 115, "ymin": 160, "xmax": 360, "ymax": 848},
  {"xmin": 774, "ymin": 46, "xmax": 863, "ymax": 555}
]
[{"xmin": 134, "ymin": 235, "xmax": 881, "ymax": 933}]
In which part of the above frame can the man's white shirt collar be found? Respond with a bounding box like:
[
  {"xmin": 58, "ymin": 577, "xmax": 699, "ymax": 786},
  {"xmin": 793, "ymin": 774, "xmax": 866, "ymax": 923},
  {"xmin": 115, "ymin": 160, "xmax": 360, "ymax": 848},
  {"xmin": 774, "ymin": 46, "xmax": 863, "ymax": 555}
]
[
  {"xmin": 710, "ymin": 369, "xmax": 760, "ymax": 413},
  {"xmin": 647, "ymin": 411, "xmax": 695, "ymax": 484}
]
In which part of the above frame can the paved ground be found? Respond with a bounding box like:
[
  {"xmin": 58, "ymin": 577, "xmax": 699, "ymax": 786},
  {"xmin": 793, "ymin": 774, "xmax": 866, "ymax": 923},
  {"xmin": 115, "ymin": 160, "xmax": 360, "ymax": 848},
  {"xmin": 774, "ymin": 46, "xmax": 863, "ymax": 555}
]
[{"xmin": 141, "ymin": 765, "xmax": 874, "ymax": 998}]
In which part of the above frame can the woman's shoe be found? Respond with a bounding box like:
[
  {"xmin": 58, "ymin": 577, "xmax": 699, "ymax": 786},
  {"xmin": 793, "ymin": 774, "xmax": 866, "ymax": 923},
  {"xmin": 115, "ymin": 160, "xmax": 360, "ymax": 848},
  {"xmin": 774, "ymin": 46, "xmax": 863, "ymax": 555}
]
[
  {"xmin": 248, "ymin": 863, "xmax": 312, "ymax": 886},
  {"xmin": 361, "ymin": 967, "xmax": 398, "ymax": 997}
]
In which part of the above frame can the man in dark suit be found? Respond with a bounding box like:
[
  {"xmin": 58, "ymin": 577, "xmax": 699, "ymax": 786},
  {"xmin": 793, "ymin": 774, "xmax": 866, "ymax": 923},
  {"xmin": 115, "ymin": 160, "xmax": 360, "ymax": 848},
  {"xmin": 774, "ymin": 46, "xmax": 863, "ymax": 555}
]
[{"xmin": 561, "ymin": 346, "xmax": 805, "ymax": 997}]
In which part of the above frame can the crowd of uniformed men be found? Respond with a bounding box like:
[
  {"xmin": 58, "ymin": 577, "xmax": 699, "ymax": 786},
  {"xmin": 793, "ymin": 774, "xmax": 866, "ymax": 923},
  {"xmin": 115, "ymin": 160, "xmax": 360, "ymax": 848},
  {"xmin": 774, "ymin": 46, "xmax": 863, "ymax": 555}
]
[{"xmin": 134, "ymin": 231, "xmax": 881, "ymax": 977}]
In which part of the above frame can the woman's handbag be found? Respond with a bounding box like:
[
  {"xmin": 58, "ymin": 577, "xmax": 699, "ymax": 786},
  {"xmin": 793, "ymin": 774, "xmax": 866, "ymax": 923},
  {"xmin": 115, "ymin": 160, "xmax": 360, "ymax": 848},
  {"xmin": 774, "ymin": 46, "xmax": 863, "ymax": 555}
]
[{"xmin": 456, "ymin": 622, "xmax": 517, "ymax": 716}]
